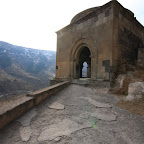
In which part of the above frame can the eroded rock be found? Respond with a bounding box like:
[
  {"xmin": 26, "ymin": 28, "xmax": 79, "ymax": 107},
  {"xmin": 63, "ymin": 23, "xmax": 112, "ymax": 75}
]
[
  {"xmin": 38, "ymin": 118, "xmax": 91, "ymax": 141},
  {"xmin": 48, "ymin": 102, "xmax": 65, "ymax": 110},
  {"xmin": 125, "ymin": 82, "xmax": 144, "ymax": 101},
  {"xmin": 19, "ymin": 126, "xmax": 32, "ymax": 141},
  {"xmin": 54, "ymin": 137, "xmax": 61, "ymax": 142},
  {"xmin": 116, "ymin": 74, "xmax": 129, "ymax": 88}
]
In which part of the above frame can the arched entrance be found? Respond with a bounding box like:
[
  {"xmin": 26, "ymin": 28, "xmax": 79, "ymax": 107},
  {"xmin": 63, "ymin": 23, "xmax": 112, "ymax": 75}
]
[
  {"xmin": 70, "ymin": 38, "xmax": 97, "ymax": 81},
  {"xmin": 76, "ymin": 47, "xmax": 91, "ymax": 78}
]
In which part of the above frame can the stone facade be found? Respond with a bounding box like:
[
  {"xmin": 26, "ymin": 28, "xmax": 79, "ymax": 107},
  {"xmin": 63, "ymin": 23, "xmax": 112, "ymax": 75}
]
[{"xmin": 55, "ymin": 0, "xmax": 144, "ymax": 84}]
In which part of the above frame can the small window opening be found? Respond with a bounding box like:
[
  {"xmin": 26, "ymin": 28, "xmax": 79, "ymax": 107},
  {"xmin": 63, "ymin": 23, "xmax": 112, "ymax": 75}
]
[{"xmin": 82, "ymin": 62, "xmax": 87, "ymax": 78}]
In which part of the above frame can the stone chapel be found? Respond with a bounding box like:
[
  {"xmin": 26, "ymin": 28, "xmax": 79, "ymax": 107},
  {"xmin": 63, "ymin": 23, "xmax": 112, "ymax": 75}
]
[{"xmin": 53, "ymin": 0, "xmax": 144, "ymax": 86}]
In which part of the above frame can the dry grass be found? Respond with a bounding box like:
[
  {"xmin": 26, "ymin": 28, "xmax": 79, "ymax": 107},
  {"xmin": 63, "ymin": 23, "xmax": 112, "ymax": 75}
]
[
  {"xmin": 113, "ymin": 69, "xmax": 144, "ymax": 115},
  {"xmin": 113, "ymin": 69, "xmax": 144, "ymax": 96},
  {"xmin": 116, "ymin": 99, "xmax": 144, "ymax": 115},
  {"xmin": 134, "ymin": 70, "xmax": 144, "ymax": 81}
]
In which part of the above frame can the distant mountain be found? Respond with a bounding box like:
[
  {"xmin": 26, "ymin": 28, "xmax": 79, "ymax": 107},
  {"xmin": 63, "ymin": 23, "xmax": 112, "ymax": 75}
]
[{"xmin": 0, "ymin": 41, "xmax": 56, "ymax": 96}]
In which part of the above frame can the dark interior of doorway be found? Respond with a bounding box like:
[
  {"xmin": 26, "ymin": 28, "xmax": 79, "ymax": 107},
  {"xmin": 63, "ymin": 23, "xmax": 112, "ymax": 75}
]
[{"xmin": 79, "ymin": 47, "xmax": 91, "ymax": 78}]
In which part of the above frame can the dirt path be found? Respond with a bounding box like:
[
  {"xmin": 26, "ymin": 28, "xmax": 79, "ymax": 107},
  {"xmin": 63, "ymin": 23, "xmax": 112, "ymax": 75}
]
[{"xmin": 0, "ymin": 84, "xmax": 144, "ymax": 144}]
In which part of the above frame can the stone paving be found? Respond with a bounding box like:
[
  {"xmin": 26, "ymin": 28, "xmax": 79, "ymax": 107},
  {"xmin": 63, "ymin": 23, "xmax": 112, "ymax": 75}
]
[{"xmin": 0, "ymin": 84, "xmax": 144, "ymax": 144}]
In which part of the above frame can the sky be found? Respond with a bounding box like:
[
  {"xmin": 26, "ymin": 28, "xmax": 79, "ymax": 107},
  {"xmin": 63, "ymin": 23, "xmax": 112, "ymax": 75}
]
[{"xmin": 0, "ymin": 0, "xmax": 144, "ymax": 51}]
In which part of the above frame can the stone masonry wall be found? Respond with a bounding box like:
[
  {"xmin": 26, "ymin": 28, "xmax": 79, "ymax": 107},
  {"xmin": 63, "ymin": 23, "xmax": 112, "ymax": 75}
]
[
  {"xmin": 137, "ymin": 48, "xmax": 144, "ymax": 68},
  {"xmin": 56, "ymin": 2, "xmax": 114, "ymax": 80},
  {"xmin": 111, "ymin": 1, "xmax": 144, "ymax": 83}
]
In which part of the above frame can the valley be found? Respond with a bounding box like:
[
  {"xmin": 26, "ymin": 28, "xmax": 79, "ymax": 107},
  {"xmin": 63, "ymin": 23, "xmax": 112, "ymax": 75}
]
[{"xmin": 0, "ymin": 41, "xmax": 56, "ymax": 98}]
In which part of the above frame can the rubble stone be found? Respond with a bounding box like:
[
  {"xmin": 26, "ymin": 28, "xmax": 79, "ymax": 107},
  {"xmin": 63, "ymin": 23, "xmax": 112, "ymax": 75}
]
[{"xmin": 125, "ymin": 82, "xmax": 144, "ymax": 101}]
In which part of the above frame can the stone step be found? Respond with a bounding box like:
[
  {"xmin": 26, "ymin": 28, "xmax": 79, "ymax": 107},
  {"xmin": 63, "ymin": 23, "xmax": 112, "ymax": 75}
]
[
  {"xmin": 72, "ymin": 78, "xmax": 90, "ymax": 85},
  {"xmin": 72, "ymin": 79, "xmax": 110, "ymax": 88}
]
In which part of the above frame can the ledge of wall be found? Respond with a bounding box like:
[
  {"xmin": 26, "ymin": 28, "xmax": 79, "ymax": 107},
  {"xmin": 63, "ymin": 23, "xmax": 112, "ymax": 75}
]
[{"xmin": 0, "ymin": 81, "xmax": 70, "ymax": 129}]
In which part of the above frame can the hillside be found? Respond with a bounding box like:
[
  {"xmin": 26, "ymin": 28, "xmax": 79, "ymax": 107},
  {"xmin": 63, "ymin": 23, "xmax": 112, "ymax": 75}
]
[{"xmin": 0, "ymin": 41, "xmax": 56, "ymax": 97}]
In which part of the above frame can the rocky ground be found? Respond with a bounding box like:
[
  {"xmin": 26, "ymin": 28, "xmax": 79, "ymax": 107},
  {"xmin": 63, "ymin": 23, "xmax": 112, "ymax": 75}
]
[{"xmin": 0, "ymin": 84, "xmax": 144, "ymax": 144}]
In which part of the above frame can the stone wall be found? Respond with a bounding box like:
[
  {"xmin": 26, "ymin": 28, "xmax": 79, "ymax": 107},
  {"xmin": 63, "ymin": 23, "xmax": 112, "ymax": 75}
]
[
  {"xmin": 0, "ymin": 81, "xmax": 70, "ymax": 129},
  {"xmin": 111, "ymin": 0, "xmax": 144, "ymax": 83},
  {"xmin": 56, "ymin": 1, "xmax": 114, "ymax": 81},
  {"xmin": 137, "ymin": 48, "xmax": 144, "ymax": 68},
  {"xmin": 55, "ymin": 0, "xmax": 144, "ymax": 85}
]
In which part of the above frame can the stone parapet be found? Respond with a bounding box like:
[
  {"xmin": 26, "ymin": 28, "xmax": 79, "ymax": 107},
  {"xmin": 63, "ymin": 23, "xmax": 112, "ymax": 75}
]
[
  {"xmin": 50, "ymin": 78, "xmax": 69, "ymax": 86},
  {"xmin": 0, "ymin": 81, "xmax": 70, "ymax": 129},
  {"xmin": 72, "ymin": 79, "xmax": 110, "ymax": 88}
]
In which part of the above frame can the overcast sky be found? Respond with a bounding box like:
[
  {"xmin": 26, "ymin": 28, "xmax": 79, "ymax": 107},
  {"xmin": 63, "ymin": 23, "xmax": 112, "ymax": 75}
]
[{"xmin": 0, "ymin": 0, "xmax": 144, "ymax": 51}]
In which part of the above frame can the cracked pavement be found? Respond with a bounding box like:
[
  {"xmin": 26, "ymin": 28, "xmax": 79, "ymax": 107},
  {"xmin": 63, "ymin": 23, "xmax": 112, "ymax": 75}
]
[{"xmin": 0, "ymin": 84, "xmax": 144, "ymax": 144}]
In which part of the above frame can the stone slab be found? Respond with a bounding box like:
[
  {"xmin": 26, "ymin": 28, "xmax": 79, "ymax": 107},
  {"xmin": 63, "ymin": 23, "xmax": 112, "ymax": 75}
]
[
  {"xmin": 90, "ymin": 108, "xmax": 117, "ymax": 121},
  {"xmin": 19, "ymin": 126, "xmax": 32, "ymax": 142},
  {"xmin": 17, "ymin": 108, "xmax": 37, "ymax": 126},
  {"xmin": 80, "ymin": 97, "xmax": 112, "ymax": 108},
  {"xmin": 38, "ymin": 118, "xmax": 91, "ymax": 141},
  {"xmin": 48, "ymin": 102, "xmax": 65, "ymax": 110}
]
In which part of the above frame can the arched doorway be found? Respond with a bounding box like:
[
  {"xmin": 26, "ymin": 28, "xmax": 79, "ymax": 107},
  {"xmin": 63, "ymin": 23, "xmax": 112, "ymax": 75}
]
[
  {"xmin": 76, "ymin": 47, "xmax": 91, "ymax": 78},
  {"xmin": 70, "ymin": 39, "xmax": 97, "ymax": 81}
]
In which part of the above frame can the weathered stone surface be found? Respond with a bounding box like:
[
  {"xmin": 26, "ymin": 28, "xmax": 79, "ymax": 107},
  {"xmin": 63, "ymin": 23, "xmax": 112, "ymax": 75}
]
[
  {"xmin": 54, "ymin": 137, "xmax": 61, "ymax": 142},
  {"xmin": 125, "ymin": 82, "xmax": 144, "ymax": 101},
  {"xmin": 92, "ymin": 88, "xmax": 109, "ymax": 94},
  {"xmin": 80, "ymin": 97, "xmax": 112, "ymax": 108},
  {"xmin": 120, "ymin": 132, "xmax": 133, "ymax": 144},
  {"xmin": 80, "ymin": 108, "xmax": 117, "ymax": 121},
  {"xmin": 17, "ymin": 108, "xmax": 37, "ymax": 126},
  {"xmin": 0, "ymin": 85, "xmax": 144, "ymax": 144},
  {"xmin": 38, "ymin": 119, "xmax": 91, "ymax": 141},
  {"xmin": 116, "ymin": 74, "xmax": 127, "ymax": 88},
  {"xmin": 90, "ymin": 108, "xmax": 117, "ymax": 121},
  {"xmin": 19, "ymin": 126, "xmax": 32, "ymax": 141},
  {"xmin": 48, "ymin": 102, "xmax": 65, "ymax": 110}
]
